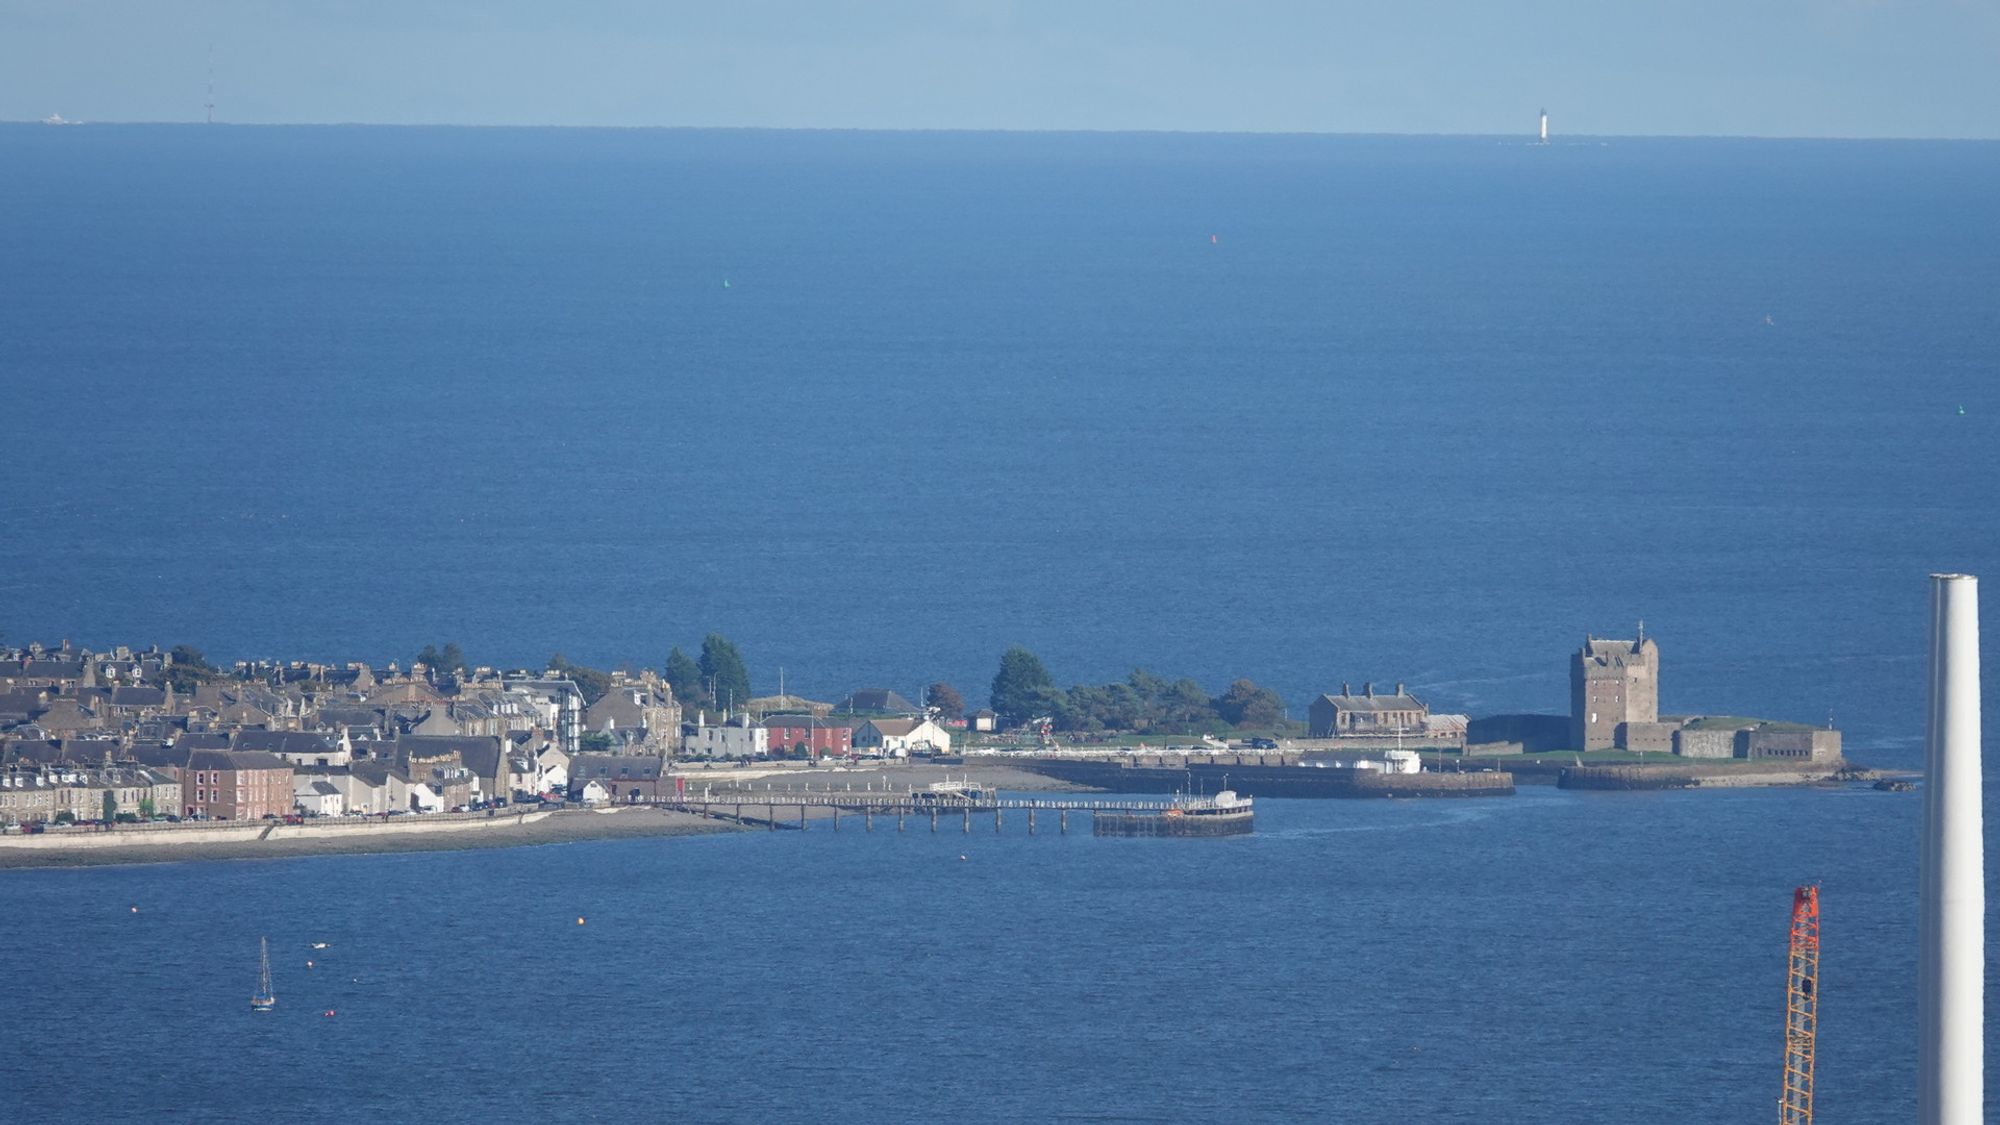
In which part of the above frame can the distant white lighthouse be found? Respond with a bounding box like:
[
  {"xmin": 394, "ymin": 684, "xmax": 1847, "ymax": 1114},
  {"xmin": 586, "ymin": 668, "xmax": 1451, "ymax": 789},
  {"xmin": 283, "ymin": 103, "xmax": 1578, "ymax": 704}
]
[{"xmin": 1539, "ymin": 108, "xmax": 1549, "ymax": 144}]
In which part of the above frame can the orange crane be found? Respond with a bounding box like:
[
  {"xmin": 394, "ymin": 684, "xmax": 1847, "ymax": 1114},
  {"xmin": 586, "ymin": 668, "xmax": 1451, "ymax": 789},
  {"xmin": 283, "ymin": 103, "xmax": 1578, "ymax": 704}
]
[{"xmin": 1779, "ymin": 885, "xmax": 1820, "ymax": 1124}]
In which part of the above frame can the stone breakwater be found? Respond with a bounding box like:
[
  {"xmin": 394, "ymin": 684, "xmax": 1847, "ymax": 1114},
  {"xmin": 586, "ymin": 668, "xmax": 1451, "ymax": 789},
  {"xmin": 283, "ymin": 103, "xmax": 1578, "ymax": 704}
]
[
  {"xmin": 1015, "ymin": 757, "xmax": 1515, "ymax": 799},
  {"xmin": 1556, "ymin": 760, "xmax": 1852, "ymax": 791},
  {"xmin": 0, "ymin": 806, "xmax": 734, "ymax": 869}
]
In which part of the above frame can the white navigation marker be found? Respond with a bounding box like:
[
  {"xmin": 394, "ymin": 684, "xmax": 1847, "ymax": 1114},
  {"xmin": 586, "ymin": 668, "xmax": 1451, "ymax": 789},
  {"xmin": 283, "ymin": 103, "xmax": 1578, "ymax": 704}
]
[
  {"xmin": 1921, "ymin": 573, "xmax": 1983, "ymax": 1125},
  {"xmin": 1539, "ymin": 108, "xmax": 1548, "ymax": 144}
]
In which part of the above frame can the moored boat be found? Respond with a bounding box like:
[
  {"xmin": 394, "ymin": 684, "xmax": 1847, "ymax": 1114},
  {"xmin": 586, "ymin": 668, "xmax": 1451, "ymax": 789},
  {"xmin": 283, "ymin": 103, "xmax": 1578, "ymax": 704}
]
[
  {"xmin": 251, "ymin": 936, "xmax": 276, "ymax": 1011},
  {"xmin": 1094, "ymin": 790, "xmax": 1253, "ymax": 837}
]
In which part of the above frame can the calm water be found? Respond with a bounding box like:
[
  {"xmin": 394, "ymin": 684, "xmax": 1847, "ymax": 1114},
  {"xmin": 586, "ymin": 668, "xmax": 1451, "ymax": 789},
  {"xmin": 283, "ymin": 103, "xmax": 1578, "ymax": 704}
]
[
  {"xmin": 2, "ymin": 126, "xmax": 1998, "ymax": 1119},
  {"xmin": 2, "ymin": 127, "xmax": 1996, "ymax": 757},
  {"xmin": 0, "ymin": 787, "xmax": 1929, "ymax": 1123}
]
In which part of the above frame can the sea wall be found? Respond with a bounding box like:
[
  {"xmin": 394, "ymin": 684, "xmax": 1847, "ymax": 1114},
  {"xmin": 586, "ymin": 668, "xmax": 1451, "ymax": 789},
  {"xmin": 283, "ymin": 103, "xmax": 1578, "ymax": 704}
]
[
  {"xmin": 0, "ymin": 809, "xmax": 554, "ymax": 853},
  {"xmin": 1558, "ymin": 760, "xmax": 1848, "ymax": 791},
  {"xmin": 1016, "ymin": 758, "xmax": 1514, "ymax": 799}
]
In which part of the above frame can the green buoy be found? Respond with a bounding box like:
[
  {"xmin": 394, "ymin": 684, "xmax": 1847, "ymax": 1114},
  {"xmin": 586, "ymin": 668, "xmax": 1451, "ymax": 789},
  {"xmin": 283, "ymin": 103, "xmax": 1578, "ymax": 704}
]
[{"xmin": 723, "ymin": 279, "xmax": 731, "ymax": 289}]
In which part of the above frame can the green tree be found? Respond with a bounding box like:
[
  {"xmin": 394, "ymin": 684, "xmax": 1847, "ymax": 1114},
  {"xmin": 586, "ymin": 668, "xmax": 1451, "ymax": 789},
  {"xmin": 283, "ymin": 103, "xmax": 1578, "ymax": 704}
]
[
  {"xmin": 102, "ymin": 790, "xmax": 117, "ymax": 823},
  {"xmin": 156, "ymin": 645, "xmax": 218, "ymax": 694},
  {"xmin": 138, "ymin": 797, "xmax": 155, "ymax": 819},
  {"xmin": 547, "ymin": 654, "xmax": 611, "ymax": 704},
  {"xmin": 924, "ymin": 682, "xmax": 965, "ymax": 720},
  {"xmin": 416, "ymin": 643, "xmax": 466, "ymax": 677},
  {"xmin": 698, "ymin": 634, "xmax": 752, "ymax": 715},
  {"xmin": 1214, "ymin": 679, "xmax": 1287, "ymax": 728},
  {"xmin": 665, "ymin": 646, "xmax": 705, "ymax": 709},
  {"xmin": 1167, "ymin": 679, "xmax": 1216, "ymax": 728},
  {"xmin": 990, "ymin": 646, "xmax": 1055, "ymax": 728}
]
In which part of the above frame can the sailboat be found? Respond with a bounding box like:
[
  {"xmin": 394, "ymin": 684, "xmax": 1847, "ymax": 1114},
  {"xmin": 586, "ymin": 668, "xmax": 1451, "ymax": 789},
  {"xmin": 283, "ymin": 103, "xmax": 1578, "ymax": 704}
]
[{"xmin": 251, "ymin": 936, "xmax": 276, "ymax": 1011}]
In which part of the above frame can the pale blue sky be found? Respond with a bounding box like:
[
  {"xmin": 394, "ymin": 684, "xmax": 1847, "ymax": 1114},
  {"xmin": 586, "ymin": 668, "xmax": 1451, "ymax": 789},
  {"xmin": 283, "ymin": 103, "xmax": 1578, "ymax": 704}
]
[{"xmin": 3, "ymin": 0, "xmax": 1995, "ymax": 137}]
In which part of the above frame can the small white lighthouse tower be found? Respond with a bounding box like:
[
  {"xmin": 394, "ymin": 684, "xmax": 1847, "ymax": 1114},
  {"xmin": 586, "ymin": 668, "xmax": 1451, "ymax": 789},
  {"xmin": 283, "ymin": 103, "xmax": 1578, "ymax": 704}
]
[{"xmin": 1539, "ymin": 108, "xmax": 1549, "ymax": 144}]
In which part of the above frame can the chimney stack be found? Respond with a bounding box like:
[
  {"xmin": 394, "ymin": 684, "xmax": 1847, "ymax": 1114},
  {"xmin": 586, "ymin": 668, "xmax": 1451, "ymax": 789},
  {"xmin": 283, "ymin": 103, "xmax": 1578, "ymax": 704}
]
[
  {"xmin": 1921, "ymin": 573, "xmax": 1984, "ymax": 1125},
  {"xmin": 1364, "ymin": 682, "xmax": 1373, "ymax": 698},
  {"xmin": 1341, "ymin": 682, "xmax": 1350, "ymax": 697},
  {"xmin": 1395, "ymin": 682, "xmax": 1405, "ymax": 697}
]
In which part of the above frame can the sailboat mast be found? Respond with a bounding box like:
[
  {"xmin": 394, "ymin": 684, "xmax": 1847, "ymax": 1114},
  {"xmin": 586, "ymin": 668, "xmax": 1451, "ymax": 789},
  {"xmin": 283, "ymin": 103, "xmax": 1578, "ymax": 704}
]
[{"xmin": 252, "ymin": 935, "xmax": 276, "ymax": 1009}]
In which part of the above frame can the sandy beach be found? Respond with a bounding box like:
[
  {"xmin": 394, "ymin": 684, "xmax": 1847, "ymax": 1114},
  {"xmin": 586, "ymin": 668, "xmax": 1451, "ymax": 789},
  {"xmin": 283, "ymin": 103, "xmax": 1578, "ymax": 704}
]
[{"xmin": 0, "ymin": 806, "xmax": 738, "ymax": 870}]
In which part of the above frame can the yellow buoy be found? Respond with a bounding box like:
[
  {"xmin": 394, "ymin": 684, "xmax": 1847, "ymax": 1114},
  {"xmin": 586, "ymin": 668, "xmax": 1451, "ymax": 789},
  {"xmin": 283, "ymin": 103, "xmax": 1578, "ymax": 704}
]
[{"xmin": 576, "ymin": 917, "xmax": 585, "ymax": 926}]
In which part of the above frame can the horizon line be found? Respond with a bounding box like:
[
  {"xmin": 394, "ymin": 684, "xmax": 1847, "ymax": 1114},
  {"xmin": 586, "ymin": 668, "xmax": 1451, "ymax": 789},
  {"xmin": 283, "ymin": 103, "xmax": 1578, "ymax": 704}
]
[{"xmin": 7, "ymin": 119, "xmax": 1998, "ymax": 144}]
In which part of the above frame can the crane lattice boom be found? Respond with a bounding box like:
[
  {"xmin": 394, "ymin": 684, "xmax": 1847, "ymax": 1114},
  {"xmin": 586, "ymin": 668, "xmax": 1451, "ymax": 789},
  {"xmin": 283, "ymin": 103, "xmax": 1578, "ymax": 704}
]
[{"xmin": 1779, "ymin": 885, "xmax": 1820, "ymax": 1125}]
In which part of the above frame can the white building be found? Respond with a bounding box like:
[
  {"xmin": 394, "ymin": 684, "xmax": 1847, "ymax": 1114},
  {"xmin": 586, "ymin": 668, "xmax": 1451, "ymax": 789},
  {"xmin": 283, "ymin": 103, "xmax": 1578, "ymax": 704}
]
[
  {"xmin": 535, "ymin": 745, "xmax": 570, "ymax": 793},
  {"xmin": 853, "ymin": 718, "xmax": 953, "ymax": 757},
  {"xmin": 681, "ymin": 714, "xmax": 771, "ymax": 759},
  {"xmin": 293, "ymin": 777, "xmax": 345, "ymax": 817}
]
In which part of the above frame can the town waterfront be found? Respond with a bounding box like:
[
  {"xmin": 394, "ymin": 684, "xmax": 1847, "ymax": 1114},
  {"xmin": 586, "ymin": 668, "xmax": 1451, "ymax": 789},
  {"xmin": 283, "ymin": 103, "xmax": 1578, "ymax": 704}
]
[{"xmin": 3, "ymin": 783, "xmax": 1922, "ymax": 1122}]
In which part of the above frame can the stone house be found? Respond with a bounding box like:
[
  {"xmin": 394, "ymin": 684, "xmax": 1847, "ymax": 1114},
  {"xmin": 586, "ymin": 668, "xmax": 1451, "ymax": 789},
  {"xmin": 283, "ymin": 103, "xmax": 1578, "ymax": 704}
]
[
  {"xmin": 1308, "ymin": 683, "xmax": 1429, "ymax": 738},
  {"xmin": 566, "ymin": 754, "xmax": 667, "ymax": 803},
  {"xmin": 180, "ymin": 749, "xmax": 294, "ymax": 821},
  {"xmin": 762, "ymin": 717, "xmax": 854, "ymax": 759},
  {"xmin": 233, "ymin": 730, "xmax": 351, "ymax": 768},
  {"xmin": 584, "ymin": 679, "xmax": 681, "ymax": 755},
  {"xmin": 293, "ymin": 777, "xmax": 345, "ymax": 816},
  {"xmin": 0, "ymin": 772, "xmax": 60, "ymax": 824}
]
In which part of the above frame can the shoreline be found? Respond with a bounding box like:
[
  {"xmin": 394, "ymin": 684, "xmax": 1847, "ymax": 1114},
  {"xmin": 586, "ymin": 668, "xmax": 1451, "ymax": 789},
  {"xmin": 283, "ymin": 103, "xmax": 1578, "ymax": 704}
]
[{"xmin": 0, "ymin": 806, "xmax": 738, "ymax": 871}]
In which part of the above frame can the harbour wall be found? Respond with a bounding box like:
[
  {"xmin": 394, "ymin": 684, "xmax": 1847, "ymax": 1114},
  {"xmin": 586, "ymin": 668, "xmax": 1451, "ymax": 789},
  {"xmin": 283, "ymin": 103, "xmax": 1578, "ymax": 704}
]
[
  {"xmin": 1557, "ymin": 761, "xmax": 1850, "ymax": 791},
  {"xmin": 0, "ymin": 809, "xmax": 555, "ymax": 853},
  {"xmin": 1016, "ymin": 758, "xmax": 1514, "ymax": 799}
]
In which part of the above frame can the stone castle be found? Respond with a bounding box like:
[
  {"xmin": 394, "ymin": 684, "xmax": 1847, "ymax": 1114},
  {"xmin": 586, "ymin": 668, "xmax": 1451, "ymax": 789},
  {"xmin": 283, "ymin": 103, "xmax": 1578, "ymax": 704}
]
[
  {"xmin": 1570, "ymin": 632, "xmax": 1659, "ymax": 751},
  {"xmin": 1566, "ymin": 628, "xmax": 1841, "ymax": 762}
]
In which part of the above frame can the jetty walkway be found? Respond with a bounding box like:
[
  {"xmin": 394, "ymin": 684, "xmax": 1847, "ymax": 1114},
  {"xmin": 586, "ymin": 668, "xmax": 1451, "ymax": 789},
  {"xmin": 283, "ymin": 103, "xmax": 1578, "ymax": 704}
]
[{"xmin": 664, "ymin": 791, "xmax": 1216, "ymax": 834}]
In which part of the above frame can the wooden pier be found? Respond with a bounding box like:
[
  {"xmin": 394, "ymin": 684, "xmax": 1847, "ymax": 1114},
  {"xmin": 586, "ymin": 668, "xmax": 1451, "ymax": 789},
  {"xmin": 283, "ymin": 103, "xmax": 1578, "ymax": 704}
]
[{"xmin": 664, "ymin": 791, "xmax": 1220, "ymax": 835}]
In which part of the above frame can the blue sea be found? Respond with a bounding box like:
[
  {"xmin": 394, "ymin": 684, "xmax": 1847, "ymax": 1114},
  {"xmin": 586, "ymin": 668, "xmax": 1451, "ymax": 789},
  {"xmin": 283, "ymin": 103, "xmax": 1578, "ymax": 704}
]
[{"xmin": 2, "ymin": 125, "xmax": 1998, "ymax": 1120}]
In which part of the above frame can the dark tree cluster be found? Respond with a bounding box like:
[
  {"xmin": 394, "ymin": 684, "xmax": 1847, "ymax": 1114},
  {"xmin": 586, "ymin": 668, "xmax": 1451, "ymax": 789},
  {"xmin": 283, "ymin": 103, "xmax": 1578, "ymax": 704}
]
[
  {"xmin": 415, "ymin": 642, "xmax": 466, "ymax": 678},
  {"xmin": 988, "ymin": 647, "xmax": 1287, "ymax": 733},
  {"xmin": 661, "ymin": 633, "xmax": 752, "ymax": 713},
  {"xmin": 150, "ymin": 645, "xmax": 218, "ymax": 694},
  {"xmin": 546, "ymin": 653, "xmax": 611, "ymax": 704}
]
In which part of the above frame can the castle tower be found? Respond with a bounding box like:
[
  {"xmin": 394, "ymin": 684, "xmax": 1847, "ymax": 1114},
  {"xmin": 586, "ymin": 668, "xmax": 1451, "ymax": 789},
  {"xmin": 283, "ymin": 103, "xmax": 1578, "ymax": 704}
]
[{"xmin": 1570, "ymin": 632, "xmax": 1658, "ymax": 751}]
